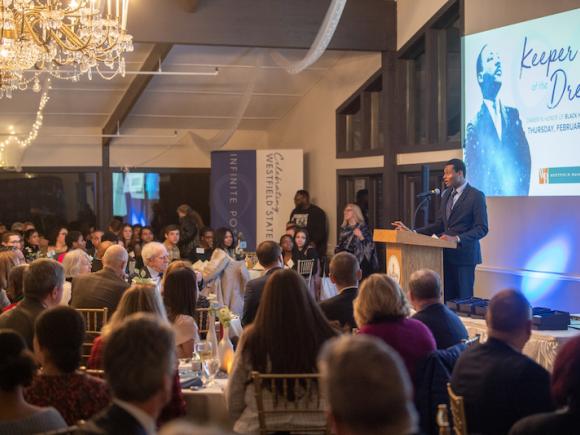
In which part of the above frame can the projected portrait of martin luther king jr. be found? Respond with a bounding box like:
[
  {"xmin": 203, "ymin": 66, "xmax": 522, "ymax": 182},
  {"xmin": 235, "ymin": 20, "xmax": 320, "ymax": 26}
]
[{"xmin": 465, "ymin": 45, "xmax": 531, "ymax": 196}]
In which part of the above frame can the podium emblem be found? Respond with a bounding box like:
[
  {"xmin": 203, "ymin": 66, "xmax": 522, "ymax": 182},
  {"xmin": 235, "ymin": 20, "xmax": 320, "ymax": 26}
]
[{"xmin": 387, "ymin": 255, "xmax": 401, "ymax": 284}]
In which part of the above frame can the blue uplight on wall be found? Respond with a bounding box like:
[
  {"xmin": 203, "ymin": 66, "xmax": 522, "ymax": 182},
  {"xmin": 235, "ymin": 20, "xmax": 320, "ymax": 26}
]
[{"xmin": 521, "ymin": 236, "xmax": 571, "ymax": 303}]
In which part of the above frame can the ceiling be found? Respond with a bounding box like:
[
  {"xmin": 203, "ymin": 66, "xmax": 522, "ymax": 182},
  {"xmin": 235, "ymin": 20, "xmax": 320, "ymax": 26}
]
[{"xmin": 0, "ymin": 44, "xmax": 353, "ymax": 136}]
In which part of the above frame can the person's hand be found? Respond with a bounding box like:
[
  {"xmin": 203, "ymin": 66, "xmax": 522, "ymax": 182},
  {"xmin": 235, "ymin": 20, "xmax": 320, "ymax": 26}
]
[
  {"xmin": 392, "ymin": 221, "xmax": 411, "ymax": 232},
  {"xmin": 441, "ymin": 234, "xmax": 459, "ymax": 242},
  {"xmin": 353, "ymin": 228, "xmax": 363, "ymax": 240}
]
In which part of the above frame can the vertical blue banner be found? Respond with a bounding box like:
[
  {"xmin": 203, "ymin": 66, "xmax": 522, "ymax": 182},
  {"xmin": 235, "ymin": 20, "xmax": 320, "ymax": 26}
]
[{"xmin": 211, "ymin": 151, "xmax": 257, "ymax": 251}]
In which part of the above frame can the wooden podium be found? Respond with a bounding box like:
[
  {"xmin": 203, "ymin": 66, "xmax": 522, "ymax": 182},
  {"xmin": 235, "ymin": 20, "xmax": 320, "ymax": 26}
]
[{"xmin": 373, "ymin": 229, "xmax": 457, "ymax": 292}]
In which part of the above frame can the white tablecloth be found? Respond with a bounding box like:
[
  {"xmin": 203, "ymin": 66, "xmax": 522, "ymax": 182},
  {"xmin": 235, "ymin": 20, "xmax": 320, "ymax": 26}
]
[
  {"xmin": 182, "ymin": 378, "xmax": 231, "ymax": 429},
  {"xmin": 460, "ymin": 316, "xmax": 580, "ymax": 371}
]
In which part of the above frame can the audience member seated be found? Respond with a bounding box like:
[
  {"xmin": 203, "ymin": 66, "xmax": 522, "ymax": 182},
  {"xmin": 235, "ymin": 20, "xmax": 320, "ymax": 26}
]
[
  {"xmin": 318, "ymin": 334, "xmax": 419, "ymax": 435},
  {"xmin": 408, "ymin": 269, "xmax": 468, "ymax": 349},
  {"xmin": 292, "ymin": 228, "xmax": 319, "ymax": 277},
  {"xmin": 0, "ymin": 258, "xmax": 64, "ymax": 348},
  {"xmin": 163, "ymin": 267, "xmax": 199, "ymax": 358},
  {"xmin": 163, "ymin": 225, "xmax": 181, "ymax": 262},
  {"xmin": 91, "ymin": 240, "xmax": 113, "ymax": 273},
  {"xmin": 57, "ymin": 230, "xmax": 86, "ymax": 262},
  {"xmin": 241, "ymin": 241, "xmax": 283, "ymax": 327},
  {"xmin": 25, "ymin": 306, "xmax": 110, "ymax": 424},
  {"xmin": 121, "ymin": 224, "xmax": 134, "ymax": 252},
  {"xmin": 2, "ymin": 264, "xmax": 28, "ymax": 313},
  {"xmin": 510, "ymin": 335, "xmax": 580, "ymax": 435},
  {"xmin": 86, "ymin": 229, "xmax": 104, "ymax": 257},
  {"xmin": 48, "ymin": 227, "xmax": 68, "ymax": 257},
  {"xmin": 227, "ymin": 269, "xmax": 337, "ymax": 434},
  {"xmin": 23, "ymin": 229, "xmax": 41, "ymax": 263},
  {"xmin": 61, "ymin": 249, "xmax": 92, "ymax": 306},
  {"xmin": 71, "ymin": 245, "xmax": 130, "ymax": 314},
  {"xmin": 279, "ymin": 234, "xmax": 294, "ymax": 268},
  {"xmin": 138, "ymin": 241, "xmax": 170, "ymax": 288},
  {"xmin": 80, "ymin": 313, "xmax": 176, "ymax": 434},
  {"xmin": 88, "ymin": 284, "xmax": 186, "ymax": 424},
  {"xmin": 186, "ymin": 226, "xmax": 214, "ymax": 263},
  {"xmin": 202, "ymin": 227, "xmax": 249, "ymax": 315},
  {"xmin": 0, "ymin": 249, "xmax": 26, "ymax": 310},
  {"xmin": 1, "ymin": 231, "xmax": 22, "ymax": 251},
  {"xmin": 319, "ymin": 252, "xmax": 361, "ymax": 331},
  {"xmin": 450, "ymin": 289, "xmax": 554, "ymax": 434},
  {"xmin": 0, "ymin": 330, "xmax": 67, "ymax": 433},
  {"xmin": 140, "ymin": 226, "xmax": 156, "ymax": 244},
  {"xmin": 354, "ymin": 274, "xmax": 436, "ymax": 383}
]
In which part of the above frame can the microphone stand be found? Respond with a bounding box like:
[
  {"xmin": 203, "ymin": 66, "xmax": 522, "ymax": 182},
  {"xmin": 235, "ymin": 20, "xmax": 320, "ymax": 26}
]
[{"xmin": 412, "ymin": 196, "xmax": 431, "ymax": 231}]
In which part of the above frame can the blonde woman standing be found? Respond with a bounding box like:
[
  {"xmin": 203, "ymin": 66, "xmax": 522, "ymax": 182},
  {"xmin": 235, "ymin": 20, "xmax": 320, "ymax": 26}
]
[{"xmin": 335, "ymin": 203, "xmax": 378, "ymax": 279}]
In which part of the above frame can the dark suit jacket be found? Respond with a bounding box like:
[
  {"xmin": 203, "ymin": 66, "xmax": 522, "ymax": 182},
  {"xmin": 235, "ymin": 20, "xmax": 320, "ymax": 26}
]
[
  {"xmin": 465, "ymin": 102, "xmax": 531, "ymax": 196},
  {"xmin": 319, "ymin": 287, "xmax": 358, "ymax": 330},
  {"xmin": 77, "ymin": 403, "xmax": 147, "ymax": 435},
  {"xmin": 417, "ymin": 184, "xmax": 488, "ymax": 265},
  {"xmin": 241, "ymin": 267, "xmax": 281, "ymax": 327},
  {"xmin": 0, "ymin": 298, "xmax": 45, "ymax": 349},
  {"xmin": 71, "ymin": 267, "xmax": 130, "ymax": 314},
  {"xmin": 450, "ymin": 337, "xmax": 554, "ymax": 435},
  {"xmin": 412, "ymin": 303, "xmax": 468, "ymax": 349},
  {"xmin": 509, "ymin": 408, "xmax": 580, "ymax": 435}
]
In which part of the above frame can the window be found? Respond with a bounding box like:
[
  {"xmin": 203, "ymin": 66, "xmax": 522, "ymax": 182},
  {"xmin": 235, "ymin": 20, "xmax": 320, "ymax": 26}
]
[
  {"xmin": 336, "ymin": 71, "xmax": 384, "ymax": 157},
  {"xmin": 0, "ymin": 171, "xmax": 97, "ymax": 238},
  {"xmin": 446, "ymin": 19, "xmax": 461, "ymax": 142},
  {"xmin": 413, "ymin": 51, "xmax": 428, "ymax": 145}
]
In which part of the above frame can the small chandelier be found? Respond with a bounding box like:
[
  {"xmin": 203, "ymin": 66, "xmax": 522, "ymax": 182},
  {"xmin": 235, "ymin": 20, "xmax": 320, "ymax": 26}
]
[{"xmin": 0, "ymin": 0, "xmax": 133, "ymax": 99}]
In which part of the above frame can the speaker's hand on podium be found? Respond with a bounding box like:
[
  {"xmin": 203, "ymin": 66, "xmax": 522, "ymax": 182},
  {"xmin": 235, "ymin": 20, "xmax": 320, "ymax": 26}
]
[
  {"xmin": 392, "ymin": 221, "xmax": 411, "ymax": 232},
  {"xmin": 441, "ymin": 234, "xmax": 460, "ymax": 242}
]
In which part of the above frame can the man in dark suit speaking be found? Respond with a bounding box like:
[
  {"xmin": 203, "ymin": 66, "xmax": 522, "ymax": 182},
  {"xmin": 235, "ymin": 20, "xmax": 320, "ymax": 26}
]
[
  {"xmin": 393, "ymin": 159, "xmax": 488, "ymax": 300},
  {"xmin": 465, "ymin": 44, "xmax": 531, "ymax": 196}
]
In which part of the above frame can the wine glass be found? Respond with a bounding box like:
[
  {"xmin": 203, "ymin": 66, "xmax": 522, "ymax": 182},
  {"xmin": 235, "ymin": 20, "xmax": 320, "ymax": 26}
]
[{"xmin": 195, "ymin": 341, "xmax": 218, "ymax": 386}]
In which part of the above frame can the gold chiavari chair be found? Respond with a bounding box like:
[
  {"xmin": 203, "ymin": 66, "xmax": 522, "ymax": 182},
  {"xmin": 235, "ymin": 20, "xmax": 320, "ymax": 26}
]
[
  {"xmin": 297, "ymin": 259, "xmax": 316, "ymax": 288},
  {"xmin": 251, "ymin": 371, "xmax": 329, "ymax": 435},
  {"xmin": 447, "ymin": 383, "xmax": 468, "ymax": 435},
  {"xmin": 75, "ymin": 308, "xmax": 108, "ymax": 367},
  {"xmin": 437, "ymin": 403, "xmax": 451, "ymax": 435}
]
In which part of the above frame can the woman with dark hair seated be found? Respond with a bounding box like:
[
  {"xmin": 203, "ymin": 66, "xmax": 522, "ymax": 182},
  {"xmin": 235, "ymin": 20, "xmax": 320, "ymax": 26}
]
[
  {"xmin": 279, "ymin": 234, "xmax": 294, "ymax": 268},
  {"xmin": 0, "ymin": 330, "xmax": 67, "ymax": 432},
  {"xmin": 23, "ymin": 229, "xmax": 41, "ymax": 263},
  {"xmin": 227, "ymin": 269, "xmax": 337, "ymax": 433},
  {"xmin": 2, "ymin": 264, "xmax": 28, "ymax": 313},
  {"xmin": 25, "ymin": 306, "xmax": 110, "ymax": 425},
  {"xmin": 509, "ymin": 335, "xmax": 580, "ymax": 435},
  {"xmin": 163, "ymin": 267, "xmax": 199, "ymax": 358},
  {"xmin": 291, "ymin": 228, "xmax": 318, "ymax": 275}
]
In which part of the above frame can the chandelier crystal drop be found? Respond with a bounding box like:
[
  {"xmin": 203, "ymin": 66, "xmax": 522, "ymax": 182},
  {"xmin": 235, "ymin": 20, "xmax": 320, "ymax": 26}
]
[{"xmin": 0, "ymin": 0, "xmax": 133, "ymax": 98}]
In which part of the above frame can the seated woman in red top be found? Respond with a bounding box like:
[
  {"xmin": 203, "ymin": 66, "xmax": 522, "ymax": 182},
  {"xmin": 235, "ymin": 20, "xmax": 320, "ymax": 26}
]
[
  {"xmin": 88, "ymin": 284, "xmax": 186, "ymax": 425},
  {"xmin": 354, "ymin": 274, "xmax": 436, "ymax": 383},
  {"xmin": 25, "ymin": 306, "xmax": 110, "ymax": 425}
]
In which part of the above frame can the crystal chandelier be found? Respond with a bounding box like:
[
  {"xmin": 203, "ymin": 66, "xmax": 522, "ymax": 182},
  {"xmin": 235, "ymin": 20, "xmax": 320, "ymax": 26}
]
[{"xmin": 0, "ymin": 0, "xmax": 133, "ymax": 99}]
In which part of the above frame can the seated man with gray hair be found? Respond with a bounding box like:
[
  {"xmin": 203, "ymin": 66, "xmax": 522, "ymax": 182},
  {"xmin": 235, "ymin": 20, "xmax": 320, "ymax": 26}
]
[
  {"xmin": 319, "ymin": 252, "xmax": 361, "ymax": 330},
  {"xmin": 138, "ymin": 241, "xmax": 170, "ymax": 287},
  {"xmin": 408, "ymin": 268, "xmax": 468, "ymax": 349},
  {"xmin": 318, "ymin": 334, "xmax": 418, "ymax": 435},
  {"xmin": 80, "ymin": 313, "xmax": 175, "ymax": 434},
  {"xmin": 71, "ymin": 244, "xmax": 129, "ymax": 314},
  {"xmin": 450, "ymin": 289, "xmax": 554, "ymax": 434}
]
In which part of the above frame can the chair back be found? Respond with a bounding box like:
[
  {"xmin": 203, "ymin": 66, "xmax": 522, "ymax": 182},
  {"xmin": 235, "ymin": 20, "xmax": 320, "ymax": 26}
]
[
  {"xmin": 251, "ymin": 371, "xmax": 328, "ymax": 435},
  {"xmin": 297, "ymin": 259, "xmax": 315, "ymax": 286},
  {"xmin": 195, "ymin": 307, "xmax": 214, "ymax": 340},
  {"xmin": 447, "ymin": 383, "xmax": 468, "ymax": 435},
  {"xmin": 437, "ymin": 403, "xmax": 451, "ymax": 435},
  {"xmin": 76, "ymin": 308, "xmax": 108, "ymax": 367}
]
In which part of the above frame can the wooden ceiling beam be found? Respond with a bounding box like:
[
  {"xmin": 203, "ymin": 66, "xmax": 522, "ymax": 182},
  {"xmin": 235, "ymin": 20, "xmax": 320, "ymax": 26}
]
[
  {"xmin": 101, "ymin": 43, "xmax": 173, "ymax": 147},
  {"xmin": 128, "ymin": 0, "xmax": 395, "ymax": 52}
]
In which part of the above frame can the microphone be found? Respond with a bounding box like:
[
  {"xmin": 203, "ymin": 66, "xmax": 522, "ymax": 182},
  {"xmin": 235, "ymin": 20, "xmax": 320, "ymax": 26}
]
[{"xmin": 416, "ymin": 188, "xmax": 441, "ymax": 198}]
